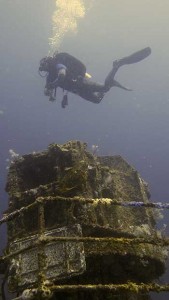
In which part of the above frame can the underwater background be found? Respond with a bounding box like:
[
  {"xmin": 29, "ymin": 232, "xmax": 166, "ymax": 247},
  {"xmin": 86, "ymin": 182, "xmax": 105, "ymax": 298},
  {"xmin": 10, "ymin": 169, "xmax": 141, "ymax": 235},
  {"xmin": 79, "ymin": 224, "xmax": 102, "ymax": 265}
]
[{"xmin": 0, "ymin": 1, "xmax": 169, "ymax": 299}]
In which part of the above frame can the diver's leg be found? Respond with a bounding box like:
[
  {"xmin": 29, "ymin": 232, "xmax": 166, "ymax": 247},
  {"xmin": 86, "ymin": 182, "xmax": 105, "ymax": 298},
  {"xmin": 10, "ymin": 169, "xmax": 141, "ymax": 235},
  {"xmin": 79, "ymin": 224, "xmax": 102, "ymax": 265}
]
[
  {"xmin": 59, "ymin": 77, "xmax": 105, "ymax": 102},
  {"xmin": 60, "ymin": 77, "xmax": 106, "ymax": 95},
  {"xmin": 78, "ymin": 89, "xmax": 104, "ymax": 103},
  {"xmin": 57, "ymin": 77, "xmax": 105, "ymax": 103},
  {"xmin": 79, "ymin": 78, "xmax": 106, "ymax": 93}
]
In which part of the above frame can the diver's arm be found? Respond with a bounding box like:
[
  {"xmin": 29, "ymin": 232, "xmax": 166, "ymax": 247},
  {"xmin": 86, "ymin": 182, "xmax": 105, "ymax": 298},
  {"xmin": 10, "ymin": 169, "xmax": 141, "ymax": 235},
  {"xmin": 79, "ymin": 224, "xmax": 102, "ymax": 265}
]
[{"xmin": 48, "ymin": 64, "xmax": 67, "ymax": 89}]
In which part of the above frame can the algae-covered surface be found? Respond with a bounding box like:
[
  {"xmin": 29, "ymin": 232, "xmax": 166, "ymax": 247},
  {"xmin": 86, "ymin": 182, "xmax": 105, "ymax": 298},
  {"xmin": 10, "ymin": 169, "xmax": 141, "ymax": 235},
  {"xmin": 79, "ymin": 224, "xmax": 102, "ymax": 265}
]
[{"xmin": 3, "ymin": 141, "xmax": 168, "ymax": 299}]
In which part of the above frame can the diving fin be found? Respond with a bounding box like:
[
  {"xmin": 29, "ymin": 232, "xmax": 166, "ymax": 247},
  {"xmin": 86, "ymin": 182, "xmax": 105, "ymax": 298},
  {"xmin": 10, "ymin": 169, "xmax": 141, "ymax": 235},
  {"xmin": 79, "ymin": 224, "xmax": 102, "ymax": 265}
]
[
  {"xmin": 105, "ymin": 47, "xmax": 151, "ymax": 91},
  {"xmin": 114, "ymin": 47, "xmax": 151, "ymax": 67},
  {"xmin": 112, "ymin": 79, "xmax": 132, "ymax": 91}
]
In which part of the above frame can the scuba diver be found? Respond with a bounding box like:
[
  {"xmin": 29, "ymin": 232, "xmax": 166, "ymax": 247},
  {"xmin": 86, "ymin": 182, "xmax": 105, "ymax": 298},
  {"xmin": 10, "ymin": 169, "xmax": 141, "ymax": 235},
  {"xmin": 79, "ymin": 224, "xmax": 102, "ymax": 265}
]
[{"xmin": 39, "ymin": 47, "xmax": 151, "ymax": 108}]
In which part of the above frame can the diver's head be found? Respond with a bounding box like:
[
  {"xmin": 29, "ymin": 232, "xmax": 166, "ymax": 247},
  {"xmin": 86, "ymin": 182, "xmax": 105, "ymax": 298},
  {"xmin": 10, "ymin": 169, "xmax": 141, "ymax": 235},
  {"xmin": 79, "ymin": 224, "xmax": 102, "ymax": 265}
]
[{"xmin": 39, "ymin": 56, "xmax": 53, "ymax": 72}]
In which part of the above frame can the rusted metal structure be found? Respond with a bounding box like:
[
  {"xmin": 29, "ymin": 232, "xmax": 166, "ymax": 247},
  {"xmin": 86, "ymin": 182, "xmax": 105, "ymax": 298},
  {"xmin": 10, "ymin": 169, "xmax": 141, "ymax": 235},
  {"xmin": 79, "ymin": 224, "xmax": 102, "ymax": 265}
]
[{"xmin": 0, "ymin": 141, "xmax": 168, "ymax": 299}]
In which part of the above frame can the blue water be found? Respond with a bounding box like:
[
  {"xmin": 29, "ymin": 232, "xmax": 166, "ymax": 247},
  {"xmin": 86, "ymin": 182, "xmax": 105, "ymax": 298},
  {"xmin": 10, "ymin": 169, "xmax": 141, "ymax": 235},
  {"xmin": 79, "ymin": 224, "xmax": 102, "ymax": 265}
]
[{"xmin": 0, "ymin": 1, "xmax": 169, "ymax": 299}]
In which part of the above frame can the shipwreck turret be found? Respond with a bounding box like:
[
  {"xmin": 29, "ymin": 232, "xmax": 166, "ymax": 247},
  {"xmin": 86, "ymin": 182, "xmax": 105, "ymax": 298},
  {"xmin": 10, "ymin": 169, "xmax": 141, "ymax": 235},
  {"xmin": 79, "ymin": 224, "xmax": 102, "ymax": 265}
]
[{"xmin": 1, "ymin": 141, "xmax": 168, "ymax": 299}]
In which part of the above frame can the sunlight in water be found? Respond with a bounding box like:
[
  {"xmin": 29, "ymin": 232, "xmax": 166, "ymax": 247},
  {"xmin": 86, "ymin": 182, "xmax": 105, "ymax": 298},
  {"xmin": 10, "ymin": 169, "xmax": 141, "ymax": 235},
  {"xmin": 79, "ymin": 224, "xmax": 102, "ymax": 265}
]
[{"xmin": 49, "ymin": 0, "xmax": 86, "ymax": 54}]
